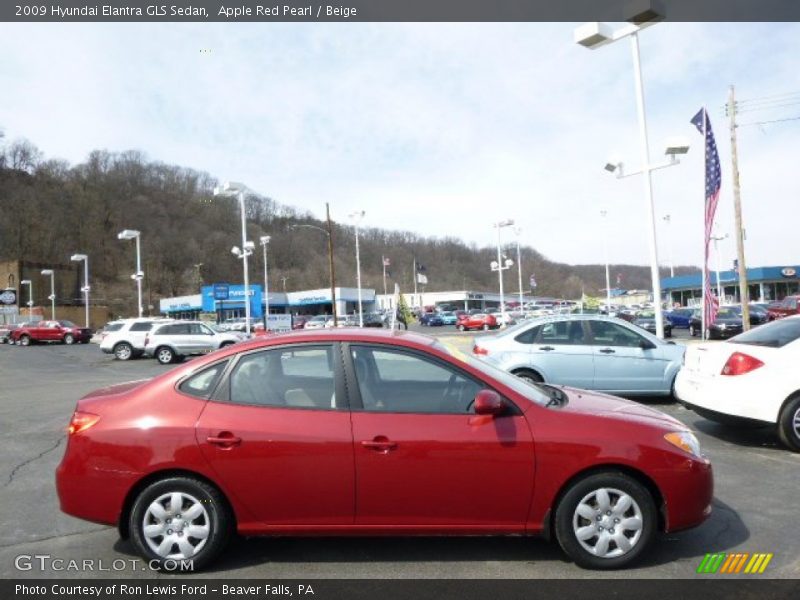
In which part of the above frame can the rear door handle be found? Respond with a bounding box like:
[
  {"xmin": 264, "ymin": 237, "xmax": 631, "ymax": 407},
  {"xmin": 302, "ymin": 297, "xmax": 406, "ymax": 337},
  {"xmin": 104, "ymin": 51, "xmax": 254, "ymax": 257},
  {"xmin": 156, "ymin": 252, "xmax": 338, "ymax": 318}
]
[
  {"xmin": 539, "ymin": 346, "xmax": 555, "ymax": 351},
  {"xmin": 599, "ymin": 348, "xmax": 616, "ymax": 354},
  {"xmin": 206, "ymin": 433, "xmax": 242, "ymax": 448}
]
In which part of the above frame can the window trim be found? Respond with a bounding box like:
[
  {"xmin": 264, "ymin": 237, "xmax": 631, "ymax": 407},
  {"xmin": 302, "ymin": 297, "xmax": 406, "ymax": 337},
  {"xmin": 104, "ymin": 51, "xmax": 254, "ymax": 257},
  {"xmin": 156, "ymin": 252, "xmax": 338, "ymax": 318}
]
[{"xmin": 342, "ymin": 342, "xmax": 522, "ymax": 416}]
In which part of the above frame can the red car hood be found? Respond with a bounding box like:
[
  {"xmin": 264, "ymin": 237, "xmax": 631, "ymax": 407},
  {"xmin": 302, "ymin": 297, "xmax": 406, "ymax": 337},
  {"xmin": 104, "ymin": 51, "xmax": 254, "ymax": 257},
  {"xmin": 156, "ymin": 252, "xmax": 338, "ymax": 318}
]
[{"xmin": 553, "ymin": 386, "xmax": 685, "ymax": 430}]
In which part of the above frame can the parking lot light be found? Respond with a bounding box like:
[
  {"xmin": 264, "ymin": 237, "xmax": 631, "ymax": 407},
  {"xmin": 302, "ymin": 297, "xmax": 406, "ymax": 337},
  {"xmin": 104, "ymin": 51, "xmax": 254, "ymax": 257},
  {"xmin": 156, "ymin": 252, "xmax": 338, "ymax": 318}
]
[
  {"xmin": 600, "ymin": 210, "xmax": 612, "ymax": 314},
  {"xmin": 576, "ymin": 14, "xmax": 683, "ymax": 339},
  {"xmin": 70, "ymin": 253, "xmax": 90, "ymax": 328},
  {"xmin": 260, "ymin": 236, "xmax": 271, "ymax": 330},
  {"xmin": 214, "ymin": 181, "xmax": 253, "ymax": 336},
  {"xmin": 491, "ymin": 220, "xmax": 515, "ymax": 328},
  {"xmin": 349, "ymin": 210, "xmax": 366, "ymax": 327},
  {"xmin": 20, "ymin": 279, "xmax": 33, "ymax": 319},
  {"xmin": 117, "ymin": 229, "xmax": 143, "ymax": 318},
  {"xmin": 41, "ymin": 269, "xmax": 55, "ymax": 319}
]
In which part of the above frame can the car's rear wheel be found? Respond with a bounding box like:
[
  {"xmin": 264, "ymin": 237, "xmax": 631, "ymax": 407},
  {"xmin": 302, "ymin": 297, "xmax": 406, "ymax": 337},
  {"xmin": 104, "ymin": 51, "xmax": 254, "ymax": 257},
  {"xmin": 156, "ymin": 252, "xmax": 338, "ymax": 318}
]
[
  {"xmin": 512, "ymin": 368, "xmax": 543, "ymax": 384},
  {"xmin": 63, "ymin": 333, "xmax": 75, "ymax": 345},
  {"xmin": 688, "ymin": 324, "xmax": 697, "ymax": 337},
  {"xmin": 156, "ymin": 346, "xmax": 176, "ymax": 365},
  {"xmin": 19, "ymin": 335, "xmax": 31, "ymax": 347},
  {"xmin": 129, "ymin": 477, "xmax": 231, "ymax": 571},
  {"xmin": 482, "ymin": 323, "xmax": 490, "ymax": 330},
  {"xmin": 458, "ymin": 324, "xmax": 466, "ymax": 331},
  {"xmin": 555, "ymin": 472, "xmax": 656, "ymax": 569},
  {"xmin": 114, "ymin": 342, "xmax": 133, "ymax": 361},
  {"xmin": 777, "ymin": 394, "xmax": 800, "ymax": 452}
]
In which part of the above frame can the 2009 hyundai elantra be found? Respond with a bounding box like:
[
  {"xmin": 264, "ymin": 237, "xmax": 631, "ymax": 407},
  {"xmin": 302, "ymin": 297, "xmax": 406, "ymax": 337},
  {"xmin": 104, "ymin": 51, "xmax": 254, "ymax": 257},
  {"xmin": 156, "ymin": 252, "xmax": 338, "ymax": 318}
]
[{"xmin": 56, "ymin": 329, "xmax": 712, "ymax": 570}]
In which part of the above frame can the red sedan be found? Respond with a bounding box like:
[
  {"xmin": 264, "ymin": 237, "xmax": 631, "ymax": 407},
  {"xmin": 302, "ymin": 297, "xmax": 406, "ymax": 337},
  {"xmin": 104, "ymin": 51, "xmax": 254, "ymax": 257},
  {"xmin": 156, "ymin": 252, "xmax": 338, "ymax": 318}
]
[
  {"xmin": 456, "ymin": 312, "xmax": 498, "ymax": 331},
  {"xmin": 56, "ymin": 329, "xmax": 712, "ymax": 571}
]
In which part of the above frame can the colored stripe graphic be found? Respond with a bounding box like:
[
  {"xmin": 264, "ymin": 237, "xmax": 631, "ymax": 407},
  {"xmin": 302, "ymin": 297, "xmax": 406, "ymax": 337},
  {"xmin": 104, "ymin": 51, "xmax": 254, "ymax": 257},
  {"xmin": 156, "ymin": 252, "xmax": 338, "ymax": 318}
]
[{"xmin": 697, "ymin": 552, "xmax": 773, "ymax": 574}]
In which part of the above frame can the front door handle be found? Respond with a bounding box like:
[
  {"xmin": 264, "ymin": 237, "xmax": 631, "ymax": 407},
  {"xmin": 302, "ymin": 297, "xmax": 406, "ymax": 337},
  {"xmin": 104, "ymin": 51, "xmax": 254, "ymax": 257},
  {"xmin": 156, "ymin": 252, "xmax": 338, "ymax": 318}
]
[
  {"xmin": 539, "ymin": 346, "xmax": 555, "ymax": 351},
  {"xmin": 207, "ymin": 432, "xmax": 242, "ymax": 448},
  {"xmin": 361, "ymin": 437, "xmax": 397, "ymax": 453},
  {"xmin": 599, "ymin": 348, "xmax": 616, "ymax": 354}
]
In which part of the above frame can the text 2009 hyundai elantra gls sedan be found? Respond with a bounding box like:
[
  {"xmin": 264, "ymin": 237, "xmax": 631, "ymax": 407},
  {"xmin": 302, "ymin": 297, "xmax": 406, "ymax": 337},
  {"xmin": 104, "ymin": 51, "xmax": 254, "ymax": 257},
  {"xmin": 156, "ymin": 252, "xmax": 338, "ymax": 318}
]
[{"xmin": 56, "ymin": 329, "xmax": 712, "ymax": 570}]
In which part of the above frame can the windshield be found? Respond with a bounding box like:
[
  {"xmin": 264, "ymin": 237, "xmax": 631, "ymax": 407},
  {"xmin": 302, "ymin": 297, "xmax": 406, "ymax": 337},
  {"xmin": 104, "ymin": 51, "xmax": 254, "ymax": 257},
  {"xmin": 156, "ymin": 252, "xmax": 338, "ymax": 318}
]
[
  {"xmin": 730, "ymin": 318, "xmax": 800, "ymax": 348},
  {"xmin": 433, "ymin": 340, "xmax": 551, "ymax": 407},
  {"xmin": 59, "ymin": 320, "xmax": 76, "ymax": 327},
  {"xmin": 716, "ymin": 308, "xmax": 738, "ymax": 319}
]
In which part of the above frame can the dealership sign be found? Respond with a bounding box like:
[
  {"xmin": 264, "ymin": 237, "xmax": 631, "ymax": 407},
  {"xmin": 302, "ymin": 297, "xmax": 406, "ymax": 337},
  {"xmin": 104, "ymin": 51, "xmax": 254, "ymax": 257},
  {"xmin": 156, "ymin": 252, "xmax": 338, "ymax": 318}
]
[
  {"xmin": 781, "ymin": 267, "xmax": 796, "ymax": 278},
  {"xmin": 0, "ymin": 289, "xmax": 17, "ymax": 305},
  {"xmin": 212, "ymin": 283, "xmax": 230, "ymax": 300}
]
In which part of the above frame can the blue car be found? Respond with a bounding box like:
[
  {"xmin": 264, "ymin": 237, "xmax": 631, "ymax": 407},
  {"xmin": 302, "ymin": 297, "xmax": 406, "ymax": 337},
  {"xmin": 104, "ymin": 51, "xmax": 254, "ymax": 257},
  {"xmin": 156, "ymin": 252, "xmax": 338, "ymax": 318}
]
[
  {"xmin": 665, "ymin": 307, "xmax": 693, "ymax": 328},
  {"xmin": 472, "ymin": 315, "xmax": 685, "ymax": 397},
  {"xmin": 419, "ymin": 313, "xmax": 444, "ymax": 326},
  {"xmin": 439, "ymin": 311, "xmax": 458, "ymax": 325}
]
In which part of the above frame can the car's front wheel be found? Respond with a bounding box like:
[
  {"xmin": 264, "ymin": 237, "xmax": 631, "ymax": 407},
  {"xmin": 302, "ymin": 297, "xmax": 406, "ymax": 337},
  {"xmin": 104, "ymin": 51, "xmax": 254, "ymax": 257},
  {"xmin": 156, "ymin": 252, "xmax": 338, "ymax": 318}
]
[
  {"xmin": 458, "ymin": 324, "xmax": 466, "ymax": 331},
  {"xmin": 689, "ymin": 324, "xmax": 697, "ymax": 337},
  {"xmin": 156, "ymin": 346, "xmax": 176, "ymax": 365},
  {"xmin": 63, "ymin": 333, "xmax": 75, "ymax": 345},
  {"xmin": 778, "ymin": 393, "xmax": 800, "ymax": 452},
  {"xmin": 129, "ymin": 477, "xmax": 231, "ymax": 571},
  {"xmin": 555, "ymin": 472, "xmax": 656, "ymax": 569},
  {"xmin": 19, "ymin": 335, "xmax": 31, "ymax": 347},
  {"xmin": 114, "ymin": 342, "xmax": 133, "ymax": 361}
]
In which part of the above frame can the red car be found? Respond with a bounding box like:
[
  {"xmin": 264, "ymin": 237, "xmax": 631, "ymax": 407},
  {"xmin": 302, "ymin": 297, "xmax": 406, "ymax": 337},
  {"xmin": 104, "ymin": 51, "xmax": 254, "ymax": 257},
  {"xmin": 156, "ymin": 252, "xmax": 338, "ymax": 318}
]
[
  {"xmin": 767, "ymin": 295, "xmax": 800, "ymax": 320},
  {"xmin": 56, "ymin": 329, "xmax": 712, "ymax": 571},
  {"xmin": 11, "ymin": 319, "xmax": 93, "ymax": 346},
  {"xmin": 456, "ymin": 312, "xmax": 498, "ymax": 331}
]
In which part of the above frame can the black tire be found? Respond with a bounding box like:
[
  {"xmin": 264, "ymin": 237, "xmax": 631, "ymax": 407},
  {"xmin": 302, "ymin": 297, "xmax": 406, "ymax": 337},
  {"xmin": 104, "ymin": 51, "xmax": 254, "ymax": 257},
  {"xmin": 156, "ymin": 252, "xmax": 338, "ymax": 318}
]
[
  {"xmin": 689, "ymin": 324, "xmax": 697, "ymax": 337},
  {"xmin": 63, "ymin": 333, "xmax": 75, "ymax": 345},
  {"xmin": 129, "ymin": 476, "xmax": 231, "ymax": 571},
  {"xmin": 114, "ymin": 342, "xmax": 134, "ymax": 361},
  {"xmin": 20, "ymin": 335, "xmax": 31, "ymax": 347},
  {"xmin": 512, "ymin": 368, "xmax": 544, "ymax": 384},
  {"xmin": 555, "ymin": 471, "xmax": 656, "ymax": 570},
  {"xmin": 156, "ymin": 346, "xmax": 175, "ymax": 365},
  {"xmin": 458, "ymin": 324, "xmax": 466, "ymax": 332},
  {"xmin": 482, "ymin": 323, "xmax": 490, "ymax": 331},
  {"xmin": 777, "ymin": 394, "xmax": 800, "ymax": 452}
]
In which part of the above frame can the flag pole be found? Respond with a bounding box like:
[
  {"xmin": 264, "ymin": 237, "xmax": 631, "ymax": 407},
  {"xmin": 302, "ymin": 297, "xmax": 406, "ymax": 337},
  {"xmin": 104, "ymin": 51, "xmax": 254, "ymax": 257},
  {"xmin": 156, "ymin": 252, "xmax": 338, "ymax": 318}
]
[
  {"xmin": 701, "ymin": 107, "xmax": 707, "ymax": 341},
  {"xmin": 413, "ymin": 257, "xmax": 417, "ymax": 296},
  {"xmin": 382, "ymin": 255, "xmax": 387, "ymax": 296}
]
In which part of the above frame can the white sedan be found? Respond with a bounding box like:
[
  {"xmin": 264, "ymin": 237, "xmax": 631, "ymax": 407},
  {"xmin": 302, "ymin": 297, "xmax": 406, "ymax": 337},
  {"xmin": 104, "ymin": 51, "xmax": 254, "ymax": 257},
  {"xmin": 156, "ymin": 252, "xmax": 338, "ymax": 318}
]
[{"xmin": 675, "ymin": 315, "xmax": 800, "ymax": 451}]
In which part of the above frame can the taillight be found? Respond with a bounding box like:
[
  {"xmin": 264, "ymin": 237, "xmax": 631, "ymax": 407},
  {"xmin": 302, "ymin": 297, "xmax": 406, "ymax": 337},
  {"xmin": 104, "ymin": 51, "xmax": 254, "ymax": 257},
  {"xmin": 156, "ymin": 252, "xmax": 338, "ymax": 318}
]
[
  {"xmin": 67, "ymin": 411, "xmax": 100, "ymax": 435},
  {"xmin": 473, "ymin": 345, "xmax": 488, "ymax": 355},
  {"xmin": 721, "ymin": 352, "xmax": 764, "ymax": 376}
]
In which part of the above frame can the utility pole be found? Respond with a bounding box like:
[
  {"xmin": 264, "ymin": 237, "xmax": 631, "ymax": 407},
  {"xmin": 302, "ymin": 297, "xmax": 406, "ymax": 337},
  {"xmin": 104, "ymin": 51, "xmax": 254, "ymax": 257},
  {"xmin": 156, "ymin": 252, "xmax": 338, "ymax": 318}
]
[
  {"xmin": 728, "ymin": 85, "xmax": 751, "ymax": 330},
  {"xmin": 326, "ymin": 203, "xmax": 338, "ymax": 326}
]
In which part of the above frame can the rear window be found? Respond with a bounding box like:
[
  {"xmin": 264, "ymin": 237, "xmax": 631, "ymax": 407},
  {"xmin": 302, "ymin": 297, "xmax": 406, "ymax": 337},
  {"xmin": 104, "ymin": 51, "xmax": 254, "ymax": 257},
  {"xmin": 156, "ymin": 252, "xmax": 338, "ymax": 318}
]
[
  {"xmin": 730, "ymin": 318, "xmax": 800, "ymax": 348},
  {"xmin": 129, "ymin": 322, "xmax": 154, "ymax": 332},
  {"xmin": 104, "ymin": 323, "xmax": 124, "ymax": 332}
]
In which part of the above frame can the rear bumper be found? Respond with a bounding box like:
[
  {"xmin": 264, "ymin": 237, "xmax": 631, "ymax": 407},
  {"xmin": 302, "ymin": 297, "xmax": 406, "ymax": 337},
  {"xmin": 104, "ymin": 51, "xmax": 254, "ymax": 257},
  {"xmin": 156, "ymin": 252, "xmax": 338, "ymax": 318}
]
[{"xmin": 674, "ymin": 370, "xmax": 777, "ymax": 424}]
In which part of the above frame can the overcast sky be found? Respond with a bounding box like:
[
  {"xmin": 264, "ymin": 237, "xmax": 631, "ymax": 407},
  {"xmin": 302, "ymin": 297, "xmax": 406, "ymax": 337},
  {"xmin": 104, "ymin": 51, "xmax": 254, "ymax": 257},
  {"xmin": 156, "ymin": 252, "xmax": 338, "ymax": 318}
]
[{"xmin": 1, "ymin": 22, "xmax": 798, "ymax": 269}]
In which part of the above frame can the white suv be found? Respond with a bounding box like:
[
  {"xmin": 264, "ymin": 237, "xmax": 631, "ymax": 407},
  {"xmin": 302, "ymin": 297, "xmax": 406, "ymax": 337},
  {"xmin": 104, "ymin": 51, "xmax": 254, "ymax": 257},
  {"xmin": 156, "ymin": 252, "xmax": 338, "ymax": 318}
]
[
  {"xmin": 144, "ymin": 320, "xmax": 244, "ymax": 364},
  {"xmin": 99, "ymin": 318, "xmax": 173, "ymax": 360}
]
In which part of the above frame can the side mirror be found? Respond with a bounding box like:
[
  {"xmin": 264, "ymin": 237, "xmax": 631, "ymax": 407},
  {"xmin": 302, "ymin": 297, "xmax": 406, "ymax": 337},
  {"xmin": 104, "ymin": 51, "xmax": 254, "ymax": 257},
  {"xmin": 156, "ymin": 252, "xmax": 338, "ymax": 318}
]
[
  {"xmin": 474, "ymin": 389, "xmax": 506, "ymax": 416},
  {"xmin": 639, "ymin": 339, "xmax": 657, "ymax": 350}
]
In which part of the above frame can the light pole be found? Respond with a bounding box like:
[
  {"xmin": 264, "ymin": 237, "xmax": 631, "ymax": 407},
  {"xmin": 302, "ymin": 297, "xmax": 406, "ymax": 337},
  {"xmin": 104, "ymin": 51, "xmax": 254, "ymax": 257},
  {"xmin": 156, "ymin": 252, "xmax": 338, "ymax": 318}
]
[
  {"xmin": 260, "ymin": 236, "xmax": 271, "ymax": 330},
  {"xmin": 576, "ymin": 17, "xmax": 690, "ymax": 339},
  {"xmin": 513, "ymin": 226, "xmax": 524, "ymax": 312},
  {"xmin": 41, "ymin": 269, "xmax": 55, "ymax": 319},
  {"xmin": 291, "ymin": 220, "xmax": 338, "ymax": 325},
  {"xmin": 600, "ymin": 210, "xmax": 612, "ymax": 314},
  {"xmin": 117, "ymin": 229, "xmax": 143, "ymax": 317},
  {"xmin": 20, "ymin": 279, "xmax": 33, "ymax": 320},
  {"xmin": 662, "ymin": 215, "xmax": 675, "ymax": 278},
  {"xmin": 492, "ymin": 219, "xmax": 515, "ymax": 327},
  {"xmin": 710, "ymin": 232, "xmax": 729, "ymax": 302},
  {"xmin": 214, "ymin": 181, "xmax": 253, "ymax": 336},
  {"xmin": 70, "ymin": 253, "xmax": 90, "ymax": 328},
  {"xmin": 349, "ymin": 210, "xmax": 365, "ymax": 327}
]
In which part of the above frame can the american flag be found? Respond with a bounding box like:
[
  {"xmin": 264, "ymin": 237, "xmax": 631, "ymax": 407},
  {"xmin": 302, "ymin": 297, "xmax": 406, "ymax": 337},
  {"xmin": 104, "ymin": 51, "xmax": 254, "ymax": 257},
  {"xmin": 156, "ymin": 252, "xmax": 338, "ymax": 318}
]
[{"xmin": 691, "ymin": 107, "xmax": 721, "ymax": 330}]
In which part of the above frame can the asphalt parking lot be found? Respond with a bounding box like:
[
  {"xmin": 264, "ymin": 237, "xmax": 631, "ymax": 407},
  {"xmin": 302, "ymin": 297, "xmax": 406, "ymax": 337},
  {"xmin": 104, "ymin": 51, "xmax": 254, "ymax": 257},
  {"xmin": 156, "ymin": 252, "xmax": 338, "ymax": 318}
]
[{"xmin": 1, "ymin": 332, "xmax": 798, "ymax": 580}]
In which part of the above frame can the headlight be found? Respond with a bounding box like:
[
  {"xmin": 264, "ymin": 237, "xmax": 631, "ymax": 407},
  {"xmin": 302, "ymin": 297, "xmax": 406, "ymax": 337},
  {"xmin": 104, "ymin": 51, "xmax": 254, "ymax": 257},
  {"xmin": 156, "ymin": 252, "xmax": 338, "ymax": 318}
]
[{"xmin": 664, "ymin": 431, "xmax": 703, "ymax": 458}]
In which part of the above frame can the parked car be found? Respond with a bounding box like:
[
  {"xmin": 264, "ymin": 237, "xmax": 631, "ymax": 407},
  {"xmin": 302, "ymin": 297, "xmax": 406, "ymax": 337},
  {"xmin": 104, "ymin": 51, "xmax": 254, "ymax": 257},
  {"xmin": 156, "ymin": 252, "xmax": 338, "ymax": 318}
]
[
  {"xmin": 767, "ymin": 295, "xmax": 800, "ymax": 320},
  {"xmin": 439, "ymin": 311, "xmax": 458, "ymax": 325},
  {"xmin": 457, "ymin": 312, "xmax": 498, "ymax": 331},
  {"xmin": 632, "ymin": 311, "xmax": 672, "ymax": 338},
  {"xmin": 11, "ymin": 320, "xmax": 93, "ymax": 346},
  {"xmin": 144, "ymin": 320, "xmax": 243, "ymax": 364},
  {"xmin": 362, "ymin": 312, "xmax": 386, "ymax": 328},
  {"xmin": 727, "ymin": 304, "xmax": 769, "ymax": 327},
  {"xmin": 676, "ymin": 316, "xmax": 800, "ymax": 451},
  {"xmin": 292, "ymin": 315, "xmax": 309, "ymax": 330},
  {"xmin": 0, "ymin": 322, "xmax": 21, "ymax": 344},
  {"xmin": 419, "ymin": 312, "xmax": 445, "ymax": 326},
  {"xmin": 99, "ymin": 318, "xmax": 173, "ymax": 360},
  {"xmin": 56, "ymin": 328, "xmax": 712, "ymax": 571},
  {"xmin": 688, "ymin": 307, "xmax": 744, "ymax": 339},
  {"xmin": 665, "ymin": 307, "xmax": 694, "ymax": 328},
  {"xmin": 303, "ymin": 315, "xmax": 330, "ymax": 330},
  {"xmin": 472, "ymin": 315, "xmax": 685, "ymax": 397},
  {"xmin": 485, "ymin": 308, "xmax": 515, "ymax": 327}
]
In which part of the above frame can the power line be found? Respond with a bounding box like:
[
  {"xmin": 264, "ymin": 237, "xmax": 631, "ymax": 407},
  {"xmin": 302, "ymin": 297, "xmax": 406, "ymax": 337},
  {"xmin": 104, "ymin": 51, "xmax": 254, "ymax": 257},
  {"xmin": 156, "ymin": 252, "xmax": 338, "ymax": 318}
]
[
  {"xmin": 736, "ymin": 90, "xmax": 800, "ymax": 104},
  {"xmin": 737, "ymin": 115, "xmax": 800, "ymax": 127}
]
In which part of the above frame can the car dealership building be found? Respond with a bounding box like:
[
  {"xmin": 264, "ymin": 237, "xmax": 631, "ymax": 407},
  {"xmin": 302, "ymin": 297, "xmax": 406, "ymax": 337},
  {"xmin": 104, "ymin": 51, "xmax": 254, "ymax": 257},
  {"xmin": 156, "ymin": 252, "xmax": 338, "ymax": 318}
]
[{"xmin": 661, "ymin": 265, "xmax": 799, "ymax": 306}]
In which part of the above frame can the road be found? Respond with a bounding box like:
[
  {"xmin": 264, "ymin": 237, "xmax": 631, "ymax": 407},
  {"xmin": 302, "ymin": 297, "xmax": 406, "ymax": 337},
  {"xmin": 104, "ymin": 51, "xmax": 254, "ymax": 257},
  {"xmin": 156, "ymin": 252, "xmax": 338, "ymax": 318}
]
[{"xmin": 1, "ymin": 334, "xmax": 798, "ymax": 580}]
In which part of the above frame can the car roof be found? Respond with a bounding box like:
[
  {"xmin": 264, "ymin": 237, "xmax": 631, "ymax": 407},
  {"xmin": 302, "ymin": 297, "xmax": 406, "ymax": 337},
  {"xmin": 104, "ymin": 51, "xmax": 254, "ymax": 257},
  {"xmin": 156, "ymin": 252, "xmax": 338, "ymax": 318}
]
[{"xmin": 226, "ymin": 327, "xmax": 438, "ymax": 352}]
